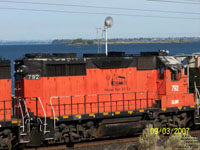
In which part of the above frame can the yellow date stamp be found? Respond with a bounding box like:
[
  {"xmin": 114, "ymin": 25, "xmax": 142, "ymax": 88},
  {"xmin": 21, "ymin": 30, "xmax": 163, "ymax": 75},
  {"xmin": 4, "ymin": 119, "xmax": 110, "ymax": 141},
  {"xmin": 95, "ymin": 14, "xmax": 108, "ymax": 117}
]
[{"xmin": 150, "ymin": 128, "xmax": 190, "ymax": 135}]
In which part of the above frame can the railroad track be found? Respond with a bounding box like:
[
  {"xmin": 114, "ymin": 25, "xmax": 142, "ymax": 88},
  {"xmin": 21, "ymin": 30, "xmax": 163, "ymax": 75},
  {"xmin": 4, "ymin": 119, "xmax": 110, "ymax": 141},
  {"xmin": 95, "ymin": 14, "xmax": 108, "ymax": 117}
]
[
  {"xmin": 25, "ymin": 145, "xmax": 67, "ymax": 150},
  {"xmin": 189, "ymin": 129, "xmax": 200, "ymax": 136},
  {"xmin": 24, "ymin": 136, "xmax": 139, "ymax": 150},
  {"xmin": 23, "ymin": 129, "xmax": 200, "ymax": 150}
]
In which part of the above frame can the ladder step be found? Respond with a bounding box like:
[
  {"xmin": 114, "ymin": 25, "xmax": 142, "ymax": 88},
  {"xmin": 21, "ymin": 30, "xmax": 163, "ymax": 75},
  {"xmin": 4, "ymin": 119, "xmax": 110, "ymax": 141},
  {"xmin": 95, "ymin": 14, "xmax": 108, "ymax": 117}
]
[
  {"xmin": 20, "ymin": 140, "xmax": 30, "ymax": 143},
  {"xmin": 20, "ymin": 133, "xmax": 27, "ymax": 136},
  {"xmin": 45, "ymin": 138, "xmax": 54, "ymax": 140}
]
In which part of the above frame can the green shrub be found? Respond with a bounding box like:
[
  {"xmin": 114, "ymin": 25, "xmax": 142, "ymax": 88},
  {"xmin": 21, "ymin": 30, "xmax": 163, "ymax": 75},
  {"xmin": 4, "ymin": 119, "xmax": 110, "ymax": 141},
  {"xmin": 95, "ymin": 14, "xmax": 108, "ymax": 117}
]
[
  {"xmin": 139, "ymin": 124, "xmax": 160, "ymax": 150},
  {"xmin": 163, "ymin": 134, "xmax": 200, "ymax": 150},
  {"xmin": 138, "ymin": 125, "xmax": 200, "ymax": 150}
]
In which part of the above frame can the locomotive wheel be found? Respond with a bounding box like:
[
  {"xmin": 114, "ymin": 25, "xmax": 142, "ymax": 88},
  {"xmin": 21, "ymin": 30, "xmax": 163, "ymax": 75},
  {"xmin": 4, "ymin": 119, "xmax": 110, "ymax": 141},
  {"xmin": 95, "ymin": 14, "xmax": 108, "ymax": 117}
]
[
  {"xmin": 153, "ymin": 113, "xmax": 190, "ymax": 132},
  {"xmin": 69, "ymin": 132, "xmax": 81, "ymax": 142},
  {"xmin": 0, "ymin": 129, "xmax": 15, "ymax": 150}
]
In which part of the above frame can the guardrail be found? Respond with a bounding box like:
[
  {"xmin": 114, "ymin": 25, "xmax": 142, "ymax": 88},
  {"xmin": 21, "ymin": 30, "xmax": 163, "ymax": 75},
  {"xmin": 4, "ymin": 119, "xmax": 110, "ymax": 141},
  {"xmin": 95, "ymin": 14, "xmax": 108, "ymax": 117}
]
[
  {"xmin": 49, "ymin": 91, "xmax": 159, "ymax": 128},
  {"xmin": 0, "ymin": 100, "xmax": 12, "ymax": 121}
]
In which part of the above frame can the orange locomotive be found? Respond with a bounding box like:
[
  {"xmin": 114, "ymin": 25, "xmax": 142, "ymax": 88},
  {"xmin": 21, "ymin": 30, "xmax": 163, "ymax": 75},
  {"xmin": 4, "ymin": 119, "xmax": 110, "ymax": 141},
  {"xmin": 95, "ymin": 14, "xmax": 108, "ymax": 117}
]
[
  {"xmin": 0, "ymin": 59, "xmax": 11, "ymax": 121},
  {"xmin": 0, "ymin": 59, "xmax": 14, "ymax": 149},
  {"xmin": 13, "ymin": 50, "xmax": 197, "ymax": 145}
]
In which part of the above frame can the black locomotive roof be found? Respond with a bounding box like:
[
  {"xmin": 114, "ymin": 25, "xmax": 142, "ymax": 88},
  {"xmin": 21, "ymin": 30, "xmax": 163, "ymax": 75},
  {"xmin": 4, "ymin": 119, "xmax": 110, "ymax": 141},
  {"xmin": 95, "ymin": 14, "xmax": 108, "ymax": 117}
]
[
  {"xmin": 52, "ymin": 53, "xmax": 76, "ymax": 58},
  {"xmin": 25, "ymin": 53, "xmax": 77, "ymax": 58},
  {"xmin": 16, "ymin": 50, "xmax": 174, "ymax": 68},
  {"xmin": 140, "ymin": 50, "xmax": 169, "ymax": 56},
  {"xmin": 0, "ymin": 58, "xmax": 10, "ymax": 79},
  {"xmin": 21, "ymin": 50, "xmax": 168, "ymax": 60},
  {"xmin": 23, "ymin": 51, "xmax": 127, "ymax": 59},
  {"xmin": 15, "ymin": 50, "xmax": 182, "ymax": 77},
  {"xmin": 83, "ymin": 53, "xmax": 106, "ymax": 57}
]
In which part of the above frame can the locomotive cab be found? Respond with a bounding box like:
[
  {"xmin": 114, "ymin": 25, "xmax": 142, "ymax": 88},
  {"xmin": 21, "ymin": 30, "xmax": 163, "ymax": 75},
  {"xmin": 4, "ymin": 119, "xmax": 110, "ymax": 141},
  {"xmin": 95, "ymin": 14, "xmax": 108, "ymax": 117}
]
[{"xmin": 157, "ymin": 56, "xmax": 195, "ymax": 109}]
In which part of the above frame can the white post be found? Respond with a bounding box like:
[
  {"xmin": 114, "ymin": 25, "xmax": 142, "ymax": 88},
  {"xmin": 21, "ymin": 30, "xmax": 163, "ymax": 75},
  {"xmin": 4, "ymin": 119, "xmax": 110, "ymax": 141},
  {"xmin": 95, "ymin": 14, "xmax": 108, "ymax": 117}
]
[
  {"xmin": 105, "ymin": 27, "xmax": 108, "ymax": 56},
  {"xmin": 187, "ymin": 57, "xmax": 191, "ymax": 93}
]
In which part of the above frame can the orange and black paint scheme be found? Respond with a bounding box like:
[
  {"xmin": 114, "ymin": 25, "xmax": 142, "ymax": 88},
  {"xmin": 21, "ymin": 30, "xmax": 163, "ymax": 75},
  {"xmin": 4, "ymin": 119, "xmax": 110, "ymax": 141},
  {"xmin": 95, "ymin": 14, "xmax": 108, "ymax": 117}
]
[
  {"xmin": 12, "ymin": 51, "xmax": 197, "ymax": 145},
  {"xmin": 0, "ymin": 59, "xmax": 11, "ymax": 122},
  {"xmin": 0, "ymin": 59, "xmax": 16, "ymax": 150},
  {"xmin": 14, "ymin": 52, "xmax": 195, "ymax": 117}
]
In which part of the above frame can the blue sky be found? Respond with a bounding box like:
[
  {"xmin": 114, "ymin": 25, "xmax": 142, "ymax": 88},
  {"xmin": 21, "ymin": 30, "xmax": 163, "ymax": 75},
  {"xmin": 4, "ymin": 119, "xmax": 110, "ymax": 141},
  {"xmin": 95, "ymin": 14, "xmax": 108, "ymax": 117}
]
[{"xmin": 0, "ymin": 0, "xmax": 200, "ymax": 40}]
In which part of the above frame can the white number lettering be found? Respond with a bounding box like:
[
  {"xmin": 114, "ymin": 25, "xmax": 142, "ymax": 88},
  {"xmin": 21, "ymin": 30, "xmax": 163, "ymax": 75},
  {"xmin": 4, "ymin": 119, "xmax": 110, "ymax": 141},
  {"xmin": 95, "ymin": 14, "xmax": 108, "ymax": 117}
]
[
  {"xmin": 172, "ymin": 85, "xmax": 179, "ymax": 91},
  {"xmin": 26, "ymin": 74, "xmax": 40, "ymax": 80},
  {"xmin": 32, "ymin": 75, "xmax": 36, "ymax": 79},
  {"xmin": 27, "ymin": 74, "xmax": 31, "ymax": 79},
  {"xmin": 35, "ymin": 74, "xmax": 40, "ymax": 79},
  {"xmin": 172, "ymin": 99, "xmax": 179, "ymax": 104}
]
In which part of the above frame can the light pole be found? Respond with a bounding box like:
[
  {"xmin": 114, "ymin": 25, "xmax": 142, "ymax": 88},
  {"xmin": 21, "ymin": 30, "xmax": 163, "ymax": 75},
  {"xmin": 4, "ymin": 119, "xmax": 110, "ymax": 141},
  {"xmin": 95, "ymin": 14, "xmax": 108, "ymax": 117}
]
[{"xmin": 104, "ymin": 16, "xmax": 113, "ymax": 56}]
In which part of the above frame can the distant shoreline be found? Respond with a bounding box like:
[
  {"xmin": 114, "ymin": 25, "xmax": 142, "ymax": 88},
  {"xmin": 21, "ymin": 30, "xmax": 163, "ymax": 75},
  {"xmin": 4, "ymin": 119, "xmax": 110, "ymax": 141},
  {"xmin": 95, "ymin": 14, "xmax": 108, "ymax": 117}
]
[
  {"xmin": 0, "ymin": 38, "xmax": 200, "ymax": 45},
  {"xmin": 52, "ymin": 38, "xmax": 200, "ymax": 46},
  {"xmin": 93, "ymin": 40, "xmax": 196, "ymax": 45},
  {"xmin": 0, "ymin": 41, "xmax": 199, "ymax": 46},
  {"xmin": 63, "ymin": 40, "xmax": 199, "ymax": 46}
]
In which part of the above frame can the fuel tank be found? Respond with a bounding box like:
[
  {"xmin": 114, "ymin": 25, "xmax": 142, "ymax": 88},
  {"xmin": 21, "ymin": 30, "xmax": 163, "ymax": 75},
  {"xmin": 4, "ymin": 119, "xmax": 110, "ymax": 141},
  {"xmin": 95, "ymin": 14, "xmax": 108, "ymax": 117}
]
[{"xmin": 95, "ymin": 117, "xmax": 153, "ymax": 138}]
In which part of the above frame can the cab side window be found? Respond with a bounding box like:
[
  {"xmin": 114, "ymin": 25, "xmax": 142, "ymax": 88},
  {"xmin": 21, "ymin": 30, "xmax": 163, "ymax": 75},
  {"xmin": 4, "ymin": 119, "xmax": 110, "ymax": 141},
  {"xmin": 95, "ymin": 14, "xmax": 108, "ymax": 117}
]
[
  {"xmin": 159, "ymin": 67, "xmax": 165, "ymax": 79},
  {"xmin": 171, "ymin": 70, "xmax": 181, "ymax": 81}
]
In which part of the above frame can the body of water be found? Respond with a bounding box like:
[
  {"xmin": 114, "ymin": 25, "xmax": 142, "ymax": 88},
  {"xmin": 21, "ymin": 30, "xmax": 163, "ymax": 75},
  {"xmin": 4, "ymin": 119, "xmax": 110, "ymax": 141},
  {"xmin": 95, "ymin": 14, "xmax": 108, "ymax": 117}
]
[{"xmin": 0, "ymin": 42, "xmax": 200, "ymax": 61}]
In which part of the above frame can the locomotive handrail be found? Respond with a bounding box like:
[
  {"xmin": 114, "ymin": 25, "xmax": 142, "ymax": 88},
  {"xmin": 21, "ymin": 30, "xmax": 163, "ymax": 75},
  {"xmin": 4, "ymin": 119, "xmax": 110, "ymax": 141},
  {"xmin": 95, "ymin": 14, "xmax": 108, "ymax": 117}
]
[
  {"xmin": 37, "ymin": 97, "xmax": 47, "ymax": 134},
  {"xmin": 18, "ymin": 101, "xmax": 25, "ymax": 132},
  {"xmin": 0, "ymin": 99, "xmax": 12, "ymax": 102},
  {"xmin": 50, "ymin": 91, "xmax": 159, "ymax": 128},
  {"xmin": 194, "ymin": 82, "xmax": 200, "ymax": 115},
  {"xmin": 26, "ymin": 97, "xmax": 47, "ymax": 134},
  {"xmin": 49, "ymin": 98, "xmax": 155, "ymax": 114},
  {"xmin": 50, "ymin": 91, "xmax": 158, "ymax": 99},
  {"xmin": 21, "ymin": 98, "xmax": 31, "ymax": 123},
  {"xmin": 18, "ymin": 98, "xmax": 31, "ymax": 134},
  {"xmin": 0, "ymin": 100, "xmax": 12, "ymax": 121},
  {"xmin": 37, "ymin": 118, "xmax": 43, "ymax": 132},
  {"xmin": 50, "ymin": 96, "xmax": 70, "ymax": 128},
  {"xmin": 49, "ymin": 98, "xmax": 154, "ymax": 107}
]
